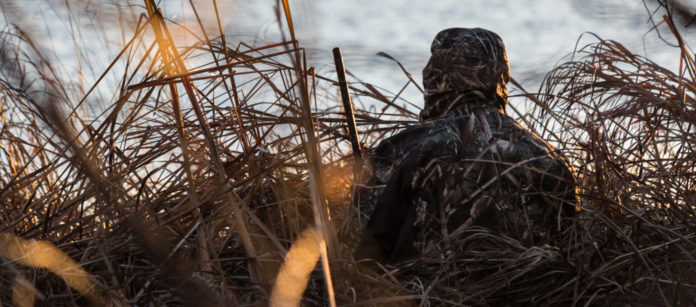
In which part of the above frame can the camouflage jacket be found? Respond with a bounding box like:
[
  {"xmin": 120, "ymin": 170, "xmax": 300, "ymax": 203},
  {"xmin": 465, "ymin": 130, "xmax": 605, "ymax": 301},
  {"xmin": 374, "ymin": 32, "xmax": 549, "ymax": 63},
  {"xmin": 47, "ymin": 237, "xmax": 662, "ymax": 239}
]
[{"xmin": 355, "ymin": 28, "xmax": 577, "ymax": 264}]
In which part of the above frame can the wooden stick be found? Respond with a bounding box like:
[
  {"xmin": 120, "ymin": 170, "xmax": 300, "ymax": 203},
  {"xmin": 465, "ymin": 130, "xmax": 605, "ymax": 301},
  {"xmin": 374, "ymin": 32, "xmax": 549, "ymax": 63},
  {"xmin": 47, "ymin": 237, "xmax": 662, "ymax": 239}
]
[{"xmin": 332, "ymin": 47, "xmax": 362, "ymax": 162}]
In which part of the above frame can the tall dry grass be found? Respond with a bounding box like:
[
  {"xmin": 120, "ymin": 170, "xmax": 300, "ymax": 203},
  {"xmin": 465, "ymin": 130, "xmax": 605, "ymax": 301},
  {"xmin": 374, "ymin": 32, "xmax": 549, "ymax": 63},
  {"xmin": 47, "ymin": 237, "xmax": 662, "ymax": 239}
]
[
  {"xmin": 0, "ymin": 1, "xmax": 411, "ymax": 305},
  {"xmin": 0, "ymin": 0, "xmax": 694, "ymax": 306}
]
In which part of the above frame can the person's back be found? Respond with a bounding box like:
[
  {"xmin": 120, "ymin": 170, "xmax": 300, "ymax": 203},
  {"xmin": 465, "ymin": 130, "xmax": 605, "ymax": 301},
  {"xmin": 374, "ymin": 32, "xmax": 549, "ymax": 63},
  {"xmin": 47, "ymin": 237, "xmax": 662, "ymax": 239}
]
[{"xmin": 355, "ymin": 28, "xmax": 577, "ymax": 264}]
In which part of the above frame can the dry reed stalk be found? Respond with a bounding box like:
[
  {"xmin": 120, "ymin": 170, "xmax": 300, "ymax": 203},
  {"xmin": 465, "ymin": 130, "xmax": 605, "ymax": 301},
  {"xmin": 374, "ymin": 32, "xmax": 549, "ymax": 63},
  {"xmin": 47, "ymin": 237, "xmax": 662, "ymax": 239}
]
[
  {"xmin": 11, "ymin": 274, "xmax": 41, "ymax": 307},
  {"xmin": 279, "ymin": 1, "xmax": 337, "ymax": 306},
  {"xmin": 1, "ymin": 0, "xmax": 694, "ymax": 306},
  {"xmin": 332, "ymin": 47, "xmax": 362, "ymax": 162},
  {"xmin": 270, "ymin": 226, "xmax": 322, "ymax": 307},
  {"xmin": 143, "ymin": 0, "xmax": 252, "ymax": 282},
  {"xmin": 0, "ymin": 232, "xmax": 106, "ymax": 305}
]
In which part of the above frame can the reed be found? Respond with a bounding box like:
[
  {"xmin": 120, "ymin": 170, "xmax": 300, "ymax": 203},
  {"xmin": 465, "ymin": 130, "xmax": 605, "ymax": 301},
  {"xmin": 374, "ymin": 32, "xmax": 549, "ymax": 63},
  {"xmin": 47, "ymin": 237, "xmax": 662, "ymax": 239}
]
[{"xmin": 0, "ymin": 0, "xmax": 694, "ymax": 306}]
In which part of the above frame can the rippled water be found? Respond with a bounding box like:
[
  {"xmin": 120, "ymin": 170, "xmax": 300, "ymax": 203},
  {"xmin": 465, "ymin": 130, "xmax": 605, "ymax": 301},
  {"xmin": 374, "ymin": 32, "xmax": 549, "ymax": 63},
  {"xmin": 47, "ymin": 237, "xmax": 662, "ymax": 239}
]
[
  {"xmin": 218, "ymin": 0, "xmax": 695, "ymax": 102},
  {"xmin": 2, "ymin": 0, "xmax": 695, "ymax": 106}
]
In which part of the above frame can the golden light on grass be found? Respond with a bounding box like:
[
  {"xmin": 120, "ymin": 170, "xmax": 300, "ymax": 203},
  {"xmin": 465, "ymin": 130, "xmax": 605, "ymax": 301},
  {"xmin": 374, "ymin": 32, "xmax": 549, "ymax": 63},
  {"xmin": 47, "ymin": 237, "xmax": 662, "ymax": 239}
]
[
  {"xmin": 323, "ymin": 162, "xmax": 353, "ymax": 203},
  {"xmin": 11, "ymin": 275, "xmax": 40, "ymax": 307},
  {"xmin": 270, "ymin": 227, "xmax": 322, "ymax": 307},
  {"xmin": 0, "ymin": 233, "xmax": 103, "ymax": 304}
]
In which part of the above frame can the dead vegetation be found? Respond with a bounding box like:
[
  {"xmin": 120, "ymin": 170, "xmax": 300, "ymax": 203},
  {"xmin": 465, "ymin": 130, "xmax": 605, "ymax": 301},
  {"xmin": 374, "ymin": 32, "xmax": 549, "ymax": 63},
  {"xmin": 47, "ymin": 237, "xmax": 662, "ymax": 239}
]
[{"xmin": 0, "ymin": 0, "xmax": 695, "ymax": 306}]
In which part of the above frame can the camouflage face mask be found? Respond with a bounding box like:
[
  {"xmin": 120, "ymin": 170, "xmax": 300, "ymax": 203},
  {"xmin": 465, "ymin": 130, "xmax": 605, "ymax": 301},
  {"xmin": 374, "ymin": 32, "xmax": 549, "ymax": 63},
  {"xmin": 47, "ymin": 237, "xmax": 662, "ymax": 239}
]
[{"xmin": 421, "ymin": 28, "xmax": 510, "ymax": 120}]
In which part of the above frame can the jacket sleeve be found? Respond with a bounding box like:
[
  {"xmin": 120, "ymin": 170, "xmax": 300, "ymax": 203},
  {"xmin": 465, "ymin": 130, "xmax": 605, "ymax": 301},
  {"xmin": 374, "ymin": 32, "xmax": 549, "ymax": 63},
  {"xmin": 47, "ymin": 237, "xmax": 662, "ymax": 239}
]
[{"xmin": 355, "ymin": 150, "xmax": 421, "ymax": 264}]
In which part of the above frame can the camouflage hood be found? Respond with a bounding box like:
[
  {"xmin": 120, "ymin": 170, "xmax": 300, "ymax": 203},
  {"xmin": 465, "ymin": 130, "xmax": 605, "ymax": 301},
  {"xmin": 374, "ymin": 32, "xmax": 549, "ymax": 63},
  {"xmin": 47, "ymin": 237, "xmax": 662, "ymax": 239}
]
[{"xmin": 420, "ymin": 28, "xmax": 510, "ymax": 120}]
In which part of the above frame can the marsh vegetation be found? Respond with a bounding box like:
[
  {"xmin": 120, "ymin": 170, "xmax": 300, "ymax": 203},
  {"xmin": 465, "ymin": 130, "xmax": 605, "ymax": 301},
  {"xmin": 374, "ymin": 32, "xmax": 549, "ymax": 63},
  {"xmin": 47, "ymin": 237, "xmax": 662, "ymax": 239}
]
[{"xmin": 0, "ymin": 0, "xmax": 695, "ymax": 305}]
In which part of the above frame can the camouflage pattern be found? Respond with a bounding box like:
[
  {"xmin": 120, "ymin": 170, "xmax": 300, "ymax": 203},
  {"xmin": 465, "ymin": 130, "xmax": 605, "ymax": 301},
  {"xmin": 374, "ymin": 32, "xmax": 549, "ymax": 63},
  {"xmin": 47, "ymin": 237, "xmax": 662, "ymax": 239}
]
[
  {"xmin": 421, "ymin": 27, "xmax": 510, "ymax": 119},
  {"xmin": 355, "ymin": 28, "xmax": 577, "ymax": 264}
]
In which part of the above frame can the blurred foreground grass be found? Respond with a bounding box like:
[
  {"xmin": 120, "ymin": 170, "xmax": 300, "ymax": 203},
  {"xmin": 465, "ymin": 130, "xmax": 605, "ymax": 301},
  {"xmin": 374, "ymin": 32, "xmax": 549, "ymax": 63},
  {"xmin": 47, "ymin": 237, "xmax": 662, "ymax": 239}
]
[{"xmin": 0, "ymin": 0, "xmax": 695, "ymax": 306}]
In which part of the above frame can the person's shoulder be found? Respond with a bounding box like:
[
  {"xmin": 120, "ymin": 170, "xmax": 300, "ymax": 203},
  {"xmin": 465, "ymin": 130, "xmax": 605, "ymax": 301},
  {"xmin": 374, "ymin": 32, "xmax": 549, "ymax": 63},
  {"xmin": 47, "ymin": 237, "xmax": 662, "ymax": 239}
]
[
  {"xmin": 496, "ymin": 112, "xmax": 573, "ymax": 166},
  {"xmin": 371, "ymin": 122, "xmax": 435, "ymax": 156},
  {"xmin": 371, "ymin": 114, "xmax": 473, "ymax": 163}
]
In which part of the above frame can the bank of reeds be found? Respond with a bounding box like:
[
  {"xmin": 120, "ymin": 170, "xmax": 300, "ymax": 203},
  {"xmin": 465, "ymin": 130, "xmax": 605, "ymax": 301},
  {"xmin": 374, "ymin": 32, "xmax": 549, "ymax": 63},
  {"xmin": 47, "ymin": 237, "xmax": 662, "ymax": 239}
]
[{"xmin": 0, "ymin": 0, "xmax": 695, "ymax": 306}]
